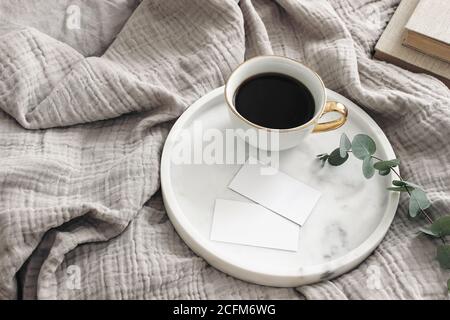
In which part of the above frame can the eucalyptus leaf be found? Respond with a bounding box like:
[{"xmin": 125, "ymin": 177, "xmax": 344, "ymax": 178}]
[
  {"xmin": 362, "ymin": 156, "xmax": 375, "ymax": 179},
  {"xmin": 404, "ymin": 181, "xmax": 423, "ymax": 190},
  {"xmin": 419, "ymin": 227, "xmax": 438, "ymax": 237},
  {"xmin": 387, "ymin": 186, "xmax": 411, "ymax": 192},
  {"xmin": 437, "ymin": 245, "xmax": 450, "ymax": 269},
  {"xmin": 328, "ymin": 148, "xmax": 349, "ymax": 166},
  {"xmin": 317, "ymin": 153, "xmax": 329, "ymax": 168},
  {"xmin": 392, "ymin": 180, "xmax": 407, "ymax": 187},
  {"xmin": 408, "ymin": 189, "xmax": 431, "ymax": 218},
  {"xmin": 339, "ymin": 133, "xmax": 352, "ymax": 158},
  {"xmin": 379, "ymin": 169, "xmax": 390, "ymax": 176},
  {"xmin": 430, "ymin": 216, "xmax": 450, "ymax": 237},
  {"xmin": 351, "ymin": 134, "xmax": 376, "ymax": 160},
  {"xmin": 373, "ymin": 159, "xmax": 400, "ymax": 171}
]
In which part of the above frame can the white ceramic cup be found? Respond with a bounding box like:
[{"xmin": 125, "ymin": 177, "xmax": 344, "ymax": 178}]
[{"xmin": 225, "ymin": 55, "xmax": 348, "ymax": 151}]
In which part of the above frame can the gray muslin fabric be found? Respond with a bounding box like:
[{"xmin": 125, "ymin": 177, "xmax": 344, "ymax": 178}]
[{"xmin": 0, "ymin": 0, "xmax": 449, "ymax": 299}]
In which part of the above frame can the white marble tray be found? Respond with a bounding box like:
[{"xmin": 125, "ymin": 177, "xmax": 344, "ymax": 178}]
[{"xmin": 161, "ymin": 86, "xmax": 399, "ymax": 287}]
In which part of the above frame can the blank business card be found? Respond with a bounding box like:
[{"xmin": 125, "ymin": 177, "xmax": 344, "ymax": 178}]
[
  {"xmin": 228, "ymin": 158, "xmax": 321, "ymax": 226},
  {"xmin": 211, "ymin": 199, "xmax": 299, "ymax": 251}
]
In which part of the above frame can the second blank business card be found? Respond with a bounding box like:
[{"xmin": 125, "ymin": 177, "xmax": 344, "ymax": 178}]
[
  {"xmin": 228, "ymin": 158, "xmax": 321, "ymax": 226},
  {"xmin": 211, "ymin": 199, "xmax": 299, "ymax": 251}
]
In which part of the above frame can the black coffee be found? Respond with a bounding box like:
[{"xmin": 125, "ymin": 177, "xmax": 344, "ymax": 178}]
[{"xmin": 234, "ymin": 73, "xmax": 315, "ymax": 129}]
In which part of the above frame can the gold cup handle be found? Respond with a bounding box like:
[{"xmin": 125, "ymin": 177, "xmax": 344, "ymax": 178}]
[{"xmin": 312, "ymin": 101, "xmax": 348, "ymax": 133}]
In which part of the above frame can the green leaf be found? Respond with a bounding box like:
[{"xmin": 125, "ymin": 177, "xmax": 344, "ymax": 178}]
[
  {"xmin": 430, "ymin": 216, "xmax": 450, "ymax": 237},
  {"xmin": 339, "ymin": 133, "xmax": 352, "ymax": 158},
  {"xmin": 391, "ymin": 180, "xmax": 418, "ymax": 191},
  {"xmin": 408, "ymin": 189, "xmax": 431, "ymax": 218},
  {"xmin": 392, "ymin": 180, "xmax": 407, "ymax": 187},
  {"xmin": 419, "ymin": 227, "xmax": 438, "ymax": 237},
  {"xmin": 351, "ymin": 134, "xmax": 376, "ymax": 160},
  {"xmin": 404, "ymin": 181, "xmax": 423, "ymax": 190},
  {"xmin": 437, "ymin": 245, "xmax": 450, "ymax": 269},
  {"xmin": 391, "ymin": 180, "xmax": 423, "ymax": 190},
  {"xmin": 328, "ymin": 148, "xmax": 349, "ymax": 166},
  {"xmin": 447, "ymin": 279, "xmax": 450, "ymax": 293},
  {"xmin": 317, "ymin": 154, "xmax": 329, "ymax": 161},
  {"xmin": 379, "ymin": 169, "xmax": 390, "ymax": 176},
  {"xmin": 387, "ymin": 186, "xmax": 413, "ymax": 192},
  {"xmin": 373, "ymin": 159, "xmax": 400, "ymax": 171},
  {"xmin": 317, "ymin": 153, "xmax": 329, "ymax": 167},
  {"xmin": 362, "ymin": 156, "xmax": 375, "ymax": 179}
]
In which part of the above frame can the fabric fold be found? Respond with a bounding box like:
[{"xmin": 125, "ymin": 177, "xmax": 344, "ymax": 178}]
[{"xmin": 0, "ymin": 0, "xmax": 246, "ymax": 299}]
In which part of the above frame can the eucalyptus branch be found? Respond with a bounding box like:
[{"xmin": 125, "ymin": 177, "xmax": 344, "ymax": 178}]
[
  {"xmin": 317, "ymin": 133, "xmax": 450, "ymax": 292},
  {"xmin": 355, "ymin": 153, "xmax": 437, "ymax": 226}
]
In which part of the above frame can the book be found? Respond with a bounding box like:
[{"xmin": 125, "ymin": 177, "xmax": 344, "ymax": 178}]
[
  {"xmin": 374, "ymin": 0, "xmax": 450, "ymax": 88},
  {"xmin": 403, "ymin": 0, "xmax": 450, "ymax": 63}
]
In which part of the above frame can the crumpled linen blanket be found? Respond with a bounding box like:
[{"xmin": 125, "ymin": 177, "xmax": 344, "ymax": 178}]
[{"xmin": 0, "ymin": 0, "xmax": 449, "ymax": 300}]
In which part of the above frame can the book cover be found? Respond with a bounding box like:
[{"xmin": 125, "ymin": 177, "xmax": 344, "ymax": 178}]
[
  {"xmin": 404, "ymin": 0, "xmax": 450, "ymax": 62},
  {"xmin": 374, "ymin": 0, "xmax": 450, "ymax": 87}
]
